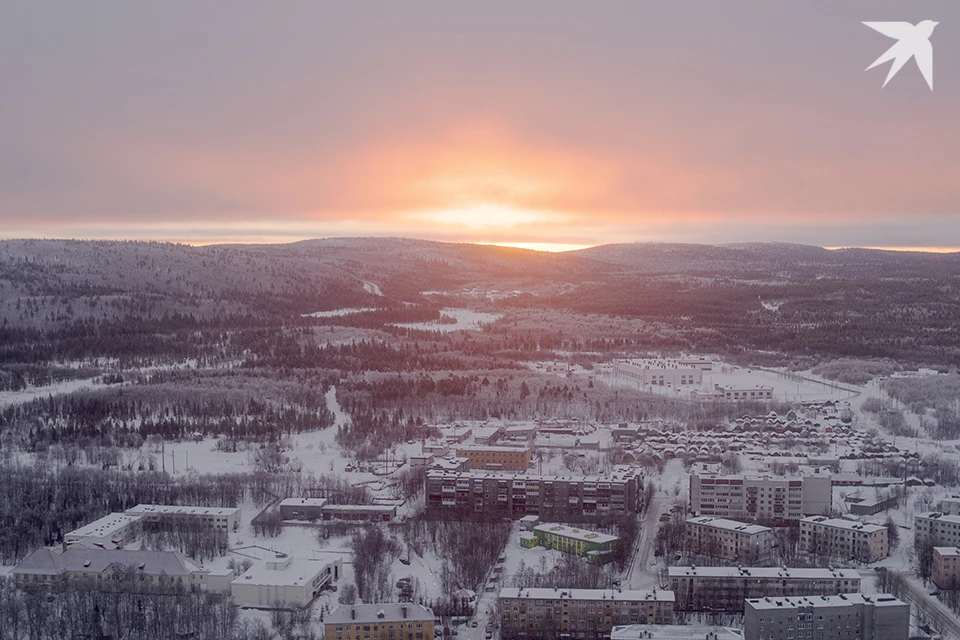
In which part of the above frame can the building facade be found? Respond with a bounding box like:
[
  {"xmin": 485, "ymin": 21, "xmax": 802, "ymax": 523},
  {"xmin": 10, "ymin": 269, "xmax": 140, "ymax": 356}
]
[
  {"xmin": 690, "ymin": 474, "xmax": 832, "ymax": 523},
  {"xmin": 454, "ymin": 445, "xmax": 531, "ymax": 471},
  {"xmin": 324, "ymin": 603, "xmax": 434, "ymax": 640},
  {"xmin": 426, "ymin": 467, "xmax": 642, "ymax": 521},
  {"xmin": 685, "ymin": 517, "xmax": 774, "ymax": 565},
  {"xmin": 500, "ymin": 588, "xmax": 674, "ymax": 640},
  {"xmin": 938, "ymin": 496, "xmax": 960, "ymax": 516},
  {"xmin": 614, "ymin": 360, "xmax": 704, "ymax": 387},
  {"xmin": 743, "ymin": 594, "xmax": 909, "ymax": 640},
  {"xmin": 668, "ymin": 566, "xmax": 861, "ymax": 612},
  {"xmin": 799, "ymin": 517, "xmax": 888, "ymax": 562},
  {"xmin": 529, "ymin": 523, "xmax": 618, "ymax": 563},
  {"xmin": 125, "ymin": 504, "xmax": 241, "ymax": 531},
  {"xmin": 64, "ymin": 513, "xmax": 143, "ymax": 549},
  {"xmin": 232, "ymin": 555, "xmax": 341, "ymax": 608},
  {"xmin": 933, "ymin": 547, "xmax": 960, "ymax": 589},
  {"xmin": 915, "ymin": 512, "xmax": 960, "ymax": 548}
]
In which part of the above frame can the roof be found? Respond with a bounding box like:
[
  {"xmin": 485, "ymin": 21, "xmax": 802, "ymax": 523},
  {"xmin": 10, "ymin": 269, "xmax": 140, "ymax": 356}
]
[
  {"xmin": 668, "ymin": 566, "xmax": 860, "ymax": 580},
  {"xmin": 917, "ymin": 512, "xmax": 960, "ymax": 524},
  {"xmin": 499, "ymin": 587, "xmax": 674, "ymax": 603},
  {"xmin": 321, "ymin": 504, "xmax": 396, "ymax": 513},
  {"xmin": 66, "ymin": 513, "xmax": 141, "ymax": 539},
  {"xmin": 745, "ymin": 594, "xmax": 906, "ymax": 610},
  {"xmin": 612, "ymin": 625, "xmax": 741, "ymax": 640},
  {"xmin": 534, "ymin": 523, "xmax": 618, "ymax": 545},
  {"xmin": 427, "ymin": 466, "xmax": 640, "ymax": 483},
  {"xmin": 800, "ymin": 516, "xmax": 885, "ymax": 533},
  {"xmin": 233, "ymin": 555, "xmax": 338, "ymax": 587},
  {"xmin": 934, "ymin": 547, "xmax": 960, "ymax": 557},
  {"xmin": 686, "ymin": 517, "xmax": 772, "ymax": 535},
  {"xmin": 126, "ymin": 504, "xmax": 240, "ymax": 517},
  {"xmin": 326, "ymin": 603, "xmax": 434, "ymax": 624},
  {"xmin": 13, "ymin": 548, "xmax": 201, "ymax": 577},
  {"xmin": 455, "ymin": 445, "xmax": 530, "ymax": 453},
  {"xmin": 280, "ymin": 498, "xmax": 328, "ymax": 508}
]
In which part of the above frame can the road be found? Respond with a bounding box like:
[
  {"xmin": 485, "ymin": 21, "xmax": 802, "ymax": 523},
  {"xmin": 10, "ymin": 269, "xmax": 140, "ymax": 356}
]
[
  {"xmin": 625, "ymin": 494, "xmax": 669, "ymax": 590},
  {"xmin": 898, "ymin": 571, "xmax": 960, "ymax": 640}
]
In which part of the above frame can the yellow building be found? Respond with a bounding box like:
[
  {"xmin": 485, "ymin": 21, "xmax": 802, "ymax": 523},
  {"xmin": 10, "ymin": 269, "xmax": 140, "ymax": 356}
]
[
  {"xmin": 325, "ymin": 603, "xmax": 434, "ymax": 640},
  {"xmin": 454, "ymin": 445, "xmax": 531, "ymax": 471}
]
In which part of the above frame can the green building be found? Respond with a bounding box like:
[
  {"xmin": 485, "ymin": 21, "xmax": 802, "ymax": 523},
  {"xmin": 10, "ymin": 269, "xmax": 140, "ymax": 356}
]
[{"xmin": 527, "ymin": 523, "xmax": 619, "ymax": 563}]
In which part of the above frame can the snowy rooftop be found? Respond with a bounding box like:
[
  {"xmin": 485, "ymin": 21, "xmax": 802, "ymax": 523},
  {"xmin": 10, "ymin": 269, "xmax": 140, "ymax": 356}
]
[
  {"xmin": 427, "ymin": 467, "xmax": 641, "ymax": 482},
  {"xmin": 612, "ymin": 625, "xmax": 741, "ymax": 640},
  {"xmin": 669, "ymin": 566, "xmax": 859, "ymax": 580},
  {"xmin": 746, "ymin": 594, "xmax": 905, "ymax": 610},
  {"xmin": 934, "ymin": 547, "xmax": 960, "ymax": 557},
  {"xmin": 455, "ymin": 444, "xmax": 530, "ymax": 452},
  {"xmin": 534, "ymin": 523, "xmax": 618, "ymax": 545},
  {"xmin": 801, "ymin": 516, "xmax": 885, "ymax": 533},
  {"xmin": 66, "ymin": 512, "xmax": 141, "ymax": 539},
  {"xmin": 126, "ymin": 504, "xmax": 240, "ymax": 517},
  {"xmin": 279, "ymin": 498, "xmax": 328, "ymax": 508},
  {"xmin": 917, "ymin": 512, "xmax": 960, "ymax": 524},
  {"xmin": 500, "ymin": 587, "xmax": 674, "ymax": 603},
  {"xmin": 686, "ymin": 517, "xmax": 772, "ymax": 535},
  {"xmin": 326, "ymin": 603, "xmax": 434, "ymax": 624},
  {"xmin": 13, "ymin": 547, "xmax": 201, "ymax": 576},
  {"xmin": 233, "ymin": 555, "xmax": 338, "ymax": 588}
]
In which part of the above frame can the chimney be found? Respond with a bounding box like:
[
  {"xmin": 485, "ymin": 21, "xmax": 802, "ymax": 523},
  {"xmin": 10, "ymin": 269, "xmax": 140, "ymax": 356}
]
[
  {"xmin": 403, "ymin": 606, "xmax": 408, "ymax": 619},
  {"xmin": 351, "ymin": 608, "xmax": 355, "ymax": 620}
]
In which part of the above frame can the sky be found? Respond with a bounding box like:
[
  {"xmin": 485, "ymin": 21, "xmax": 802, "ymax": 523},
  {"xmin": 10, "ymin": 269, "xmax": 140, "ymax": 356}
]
[{"xmin": 2, "ymin": 1, "xmax": 960, "ymax": 251}]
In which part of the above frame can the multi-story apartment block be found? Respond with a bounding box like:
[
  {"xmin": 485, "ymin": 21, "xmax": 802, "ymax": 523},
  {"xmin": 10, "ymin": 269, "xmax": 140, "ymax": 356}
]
[
  {"xmin": 426, "ymin": 467, "xmax": 641, "ymax": 521},
  {"xmin": 324, "ymin": 603, "xmax": 434, "ymax": 640},
  {"xmin": 938, "ymin": 496, "xmax": 960, "ymax": 516},
  {"xmin": 453, "ymin": 445, "xmax": 531, "ymax": 471},
  {"xmin": 125, "ymin": 504, "xmax": 241, "ymax": 531},
  {"xmin": 933, "ymin": 547, "xmax": 960, "ymax": 590},
  {"xmin": 685, "ymin": 517, "xmax": 774, "ymax": 565},
  {"xmin": 743, "ymin": 594, "xmax": 909, "ymax": 640},
  {"xmin": 528, "ymin": 523, "xmax": 619, "ymax": 563},
  {"xmin": 668, "ymin": 566, "xmax": 861, "ymax": 612},
  {"xmin": 499, "ymin": 588, "xmax": 674, "ymax": 640},
  {"xmin": 690, "ymin": 473, "xmax": 832, "ymax": 523},
  {"xmin": 915, "ymin": 512, "xmax": 960, "ymax": 548},
  {"xmin": 799, "ymin": 517, "xmax": 888, "ymax": 563}
]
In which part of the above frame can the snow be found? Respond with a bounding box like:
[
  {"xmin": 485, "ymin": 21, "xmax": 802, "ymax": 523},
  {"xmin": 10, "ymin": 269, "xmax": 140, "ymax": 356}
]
[
  {"xmin": 363, "ymin": 281, "xmax": 384, "ymax": 296},
  {"xmin": 0, "ymin": 377, "xmax": 102, "ymax": 408},
  {"xmin": 391, "ymin": 308, "xmax": 502, "ymax": 333},
  {"xmin": 302, "ymin": 308, "xmax": 380, "ymax": 317}
]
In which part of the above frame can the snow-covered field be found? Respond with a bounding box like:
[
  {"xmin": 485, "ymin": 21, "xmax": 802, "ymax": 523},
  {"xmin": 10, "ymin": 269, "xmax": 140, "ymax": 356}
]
[{"xmin": 391, "ymin": 308, "xmax": 502, "ymax": 333}]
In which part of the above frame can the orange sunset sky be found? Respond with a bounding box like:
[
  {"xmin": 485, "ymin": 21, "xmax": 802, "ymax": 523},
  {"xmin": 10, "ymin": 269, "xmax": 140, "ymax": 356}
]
[{"xmin": 2, "ymin": 2, "xmax": 960, "ymax": 251}]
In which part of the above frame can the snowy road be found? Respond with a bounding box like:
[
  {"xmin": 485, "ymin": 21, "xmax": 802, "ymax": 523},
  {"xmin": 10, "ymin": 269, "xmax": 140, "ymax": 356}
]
[
  {"xmin": 625, "ymin": 495, "xmax": 669, "ymax": 589},
  {"xmin": 899, "ymin": 572, "xmax": 960, "ymax": 640}
]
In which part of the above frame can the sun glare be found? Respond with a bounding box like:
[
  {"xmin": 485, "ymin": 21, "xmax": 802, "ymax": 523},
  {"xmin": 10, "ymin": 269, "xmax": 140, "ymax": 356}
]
[
  {"xmin": 411, "ymin": 204, "xmax": 567, "ymax": 230},
  {"xmin": 474, "ymin": 241, "xmax": 591, "ymax": 253}
]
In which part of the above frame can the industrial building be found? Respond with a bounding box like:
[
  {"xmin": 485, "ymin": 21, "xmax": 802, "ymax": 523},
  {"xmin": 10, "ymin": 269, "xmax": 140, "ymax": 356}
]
[
  {"xmin": 743, "ymin": 594, "xmax": 909, "ymax": 640},
  {"xmin": 524, "ymin": 523, "xmax": 619, "ymax": 563},
  {"xmin": 426, "ymin": 466, "xmax": 642, "ymax": 521},
  {"xmin": 932, "ymin": 547, "xmax": 960, "ymax": 590},
  {"xmin": 324, "ymin": 603, "xmax": 434, "ymax": 640},
  {"xmin": 690, "ymin": 473, "xmax": 832, "ymax": 522},
  {"xmin": 915, "ymin": 512, "xmax": 960, "ymax": 548},
  {"xmin": 613, "ymin": 359, "xmax": 704, "ymax": 387},
  {"xmin": 453, "ymin": 445, "xmax": 531, "ymax": 471},
  {"xmin": 64, "ymin": 512, "xmax": 143, "ymax": 549},
  {"xmin": 125, "ymin": 504, "xmax": 241, "ymax": 531},
  {"xmin": 232, "ymin": 554, "xmax": 341, "ymax": 608},
  {"xmin": 668, "ymin": 566, "xmax": 861, "ymax": 612},
  {"xmin": 499, "ymin": 588, "xmax": 675, "ymax": 640},
  {"xmin": 799, "ymin": 517, "xmax": 888, "ymax": 562},
  {"xmin": 685, "ymin": 517, "xmax": 774, "ymax": 565}
]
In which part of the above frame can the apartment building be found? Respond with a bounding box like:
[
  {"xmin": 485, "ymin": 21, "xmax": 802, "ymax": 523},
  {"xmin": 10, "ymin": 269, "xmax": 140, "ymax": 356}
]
[
  {"xmin": 454, "ymin": 445, "xmax": 531, "ymax": 471},
  {"xmin": 668, "ymin": 566, "xmax": 861, "ymax": 612},
  {"xmin": 125, "ymin": 504, "xmax": 241, "ymax": 531},
  {"xmin": 425, "ymin": 467, "xmax": 642, "ymax": 521},
  {"xmin": 938, "ymin": 496, "xmax": 960, "ymax": 516},
  {"xmin": 743, "ymin": 594, "xmax": 909, "ymax": 640},
  {"xmin": 529, "ymin": 523, "xmax": 619, "ymax": 563},
  {"xmin": 614, "ymin": 360, "xmax": 704, "ymax": 387},
  {"xmin": 685, "ymin": 517, "xmax": 774, "ymax": 565},
  {"xmin": 932, "ymin": 547, "xmax": 960, "ymax": 590},
  {"xmin": 64, "ymin": 512, "xmax": 143, "ymax": 549},
  {"xmin": 690, "ymin": 473, "xmax": 832, "ymax": 523},
  {"xmin": 799, "ymin": 517, "xmax": 888, "ymax": 563},
  {"xmin": 499, "ymin": 588, "xmax": 675, "ymax": 640},
  {"xmin": 324, "ymin": 603, "xmax": 434, "ymax": 640},
  {"xmin": 915, "ymin": 512, "xmax": 960, "ymax": 548}
]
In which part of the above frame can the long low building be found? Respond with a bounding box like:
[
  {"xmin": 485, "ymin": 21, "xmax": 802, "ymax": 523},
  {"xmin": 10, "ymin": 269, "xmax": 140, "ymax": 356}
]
[
  {"xmin": 743, "ymin": 594, "xmax": 909, "ymax": 640},
  {"xmin": 500, "ymin": 588, "xmax": 675, "ymax": 640},
  {"xmin": 318, "ymin": 504, "xmax": 397, "ymax": 522},
  {"xmin": 426, "ymin": 466, "xmax": 642, "ymax": 521},
  {"xmin": 685, "ymin": 517, "xmax": 774, "ymax": 565},
  {"xmin": 64, "ymin": 513, "xmax": 143, "ymax": 549},
  {"xmin": 232, "ymin": 554, "xmax": 341, "ymax": 608},
  {"xmin": 668, "ymin": 566, "xmax": 861, "ymax": 612},
  {"xmin": 527, "ymin": 523, "xmax": 619, "ymax": 563},
  {"xmin": 799, "ymin": 516, "xmax": 888, "ymax": 562},
  {"xmin": 12, "ymin": 547, "xmax": 232, "ymax": 592},
  {"xmin": 454, "ymin": 445, "xmax": 531, "ymax": 471},
  {"xmin": 125, "ymin": 504, "xmax": 241, "ymax": 531}
]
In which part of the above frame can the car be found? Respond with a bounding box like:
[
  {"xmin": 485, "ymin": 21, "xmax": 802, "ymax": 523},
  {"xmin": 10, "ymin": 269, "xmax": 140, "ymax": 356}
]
[
  {"xmin": 471, "ymin": 621, "xmax": 479, "ymax": 628},
  {"xmin": 485, "ymin": 634, "xmax": 493, "ymax": 640}
]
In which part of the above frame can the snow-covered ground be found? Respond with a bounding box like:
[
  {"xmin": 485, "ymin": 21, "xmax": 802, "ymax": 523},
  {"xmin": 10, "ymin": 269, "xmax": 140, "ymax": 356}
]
[
  {"xmin": 391, "ymin": 308, "xmax": 502, "ymax": 333},
  {"xmin": 302, "ymin": 308, "xmax": 380, "ymax": 317}
]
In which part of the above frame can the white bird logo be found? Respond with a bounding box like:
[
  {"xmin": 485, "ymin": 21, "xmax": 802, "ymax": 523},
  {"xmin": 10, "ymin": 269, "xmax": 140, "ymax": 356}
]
[{"xmin": 863, "ymin": 20, "xmax": 938, "ymax": 90}]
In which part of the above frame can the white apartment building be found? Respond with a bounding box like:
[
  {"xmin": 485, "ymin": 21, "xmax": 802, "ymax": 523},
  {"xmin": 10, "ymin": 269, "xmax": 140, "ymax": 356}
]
[
  {"xmin": 126, "ymin": 504, "xmax": 241, "ymax": 531},
  {"xmin": 690, "ymin": 473, "xmax": 832, "ymax": 522},
  {"xmin": 743, "ymin": 594, "xmax": 909, "ymax": 640},
  {"xmin": 937, "ymin": 496, "xmax": 960, "ymax": 516},
  {"xmin": 799, "ymin": 517, "xmax": 888, "ymax": 562},
  {"xmin": 685, "ymin": 517, "xmax": 774, "ymax": 565},
  {"xmin": 915, "ymin": 512, "xmax": 960, "ymax": 548},
  {"xmin": 64, "ymin": 513, "xmax": 143, "ymax": 549}
]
